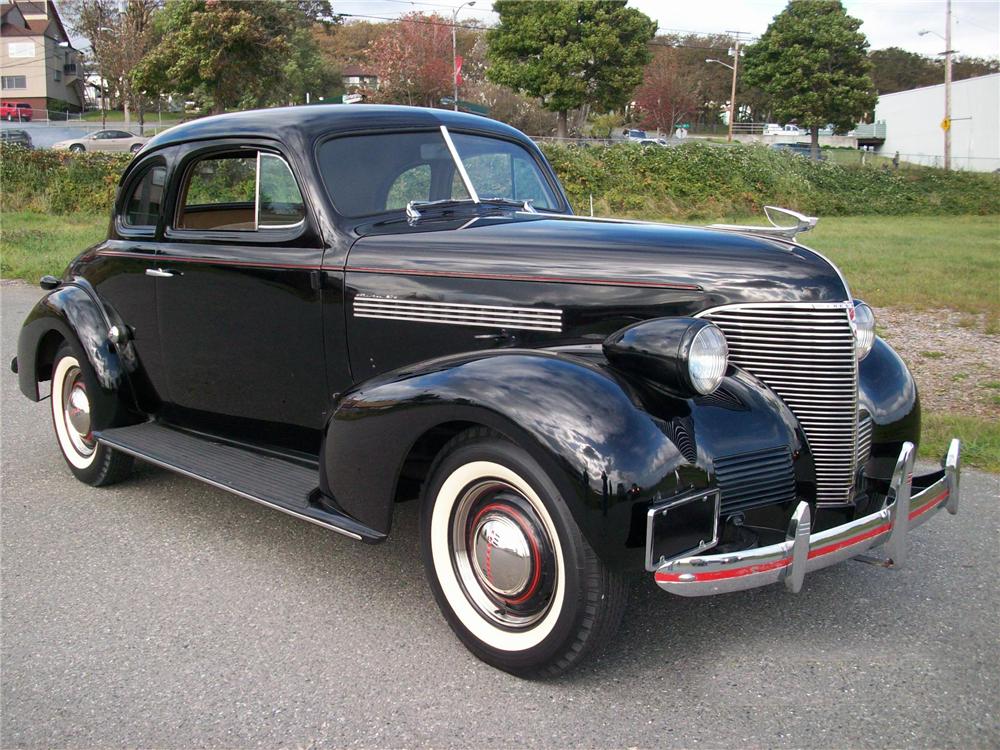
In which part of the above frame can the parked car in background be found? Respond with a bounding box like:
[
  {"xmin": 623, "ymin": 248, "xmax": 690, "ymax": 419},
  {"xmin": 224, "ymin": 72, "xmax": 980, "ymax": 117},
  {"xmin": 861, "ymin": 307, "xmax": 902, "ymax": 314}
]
[
  {"xmin": 52, "ymin": 129, "xmax": 148, "ymax": 154},
  {"xmin": 623, "ymin": 128, "xmax": 648, "ymax": 141},
  {"xmin": 0, "ymin": 128, "xmax": 33, "ymax": 148},
  {"xmin": 770, "ymin": 142, "xmax": 827, "ymax": 161},
  {"xmin": 764, "ymin": 123, "xmax": 804, "ymax": 136},
  {"xmin": 13, "ymin": 105, "xmax": 960, "ymax": 678},
  {"xmin": 1, "ymin": 101, "xmax": 33, "ymax": 122}
]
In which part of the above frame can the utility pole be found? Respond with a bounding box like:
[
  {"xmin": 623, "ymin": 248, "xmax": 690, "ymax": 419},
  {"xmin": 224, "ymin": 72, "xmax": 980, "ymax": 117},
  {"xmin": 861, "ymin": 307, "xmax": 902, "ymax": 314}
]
[
  {"xmin": 705, "ymin": 31, "xmax": 747, "ymax": 142},
  {"xmin": 944, "ymin": 0, "xmax": 952, "ymax": 170},
  {"xmin": 727, "ymin": 36, "xmax": 741, "ymax": 142},
  {"xmin": 451, "ymin": 1, "xmax": 476, "ymax": 112}
]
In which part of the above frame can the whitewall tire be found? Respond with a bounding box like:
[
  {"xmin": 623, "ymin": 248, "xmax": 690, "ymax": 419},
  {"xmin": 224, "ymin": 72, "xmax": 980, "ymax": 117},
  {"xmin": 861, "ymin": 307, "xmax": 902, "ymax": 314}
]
[
  {"xmin": 49, "ymin": 343, "xmax": 133, "ymax": 486},
  {"xmin": 420, "ymin": 428, "xmax": 626, "ymax": 677}
]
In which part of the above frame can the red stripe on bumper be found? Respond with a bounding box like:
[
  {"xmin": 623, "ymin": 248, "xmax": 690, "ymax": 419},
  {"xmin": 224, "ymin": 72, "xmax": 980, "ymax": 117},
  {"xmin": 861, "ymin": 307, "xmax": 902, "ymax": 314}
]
[{"xmin": 909, "ymin": 490, "xmax": 948, "ymax": 521}]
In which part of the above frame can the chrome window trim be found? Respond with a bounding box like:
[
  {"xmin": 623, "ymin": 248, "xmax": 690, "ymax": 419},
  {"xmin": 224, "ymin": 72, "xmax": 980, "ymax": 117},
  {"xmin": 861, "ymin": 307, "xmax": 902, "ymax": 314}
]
[{"xmin": 440, "ymin": 125, "xmax": 480, "ymax": 203}]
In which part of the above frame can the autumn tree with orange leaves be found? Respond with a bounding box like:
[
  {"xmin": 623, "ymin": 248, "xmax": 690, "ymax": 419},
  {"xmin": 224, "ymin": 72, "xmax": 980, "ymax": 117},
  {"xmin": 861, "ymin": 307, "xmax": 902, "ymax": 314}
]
[
  {"xmin": 634, "ymin": 47, "xmax": 701, "ymax": 134},
  {"xmin": 367, "ymin": 12, "xmax": 454, "ymax": 107}
]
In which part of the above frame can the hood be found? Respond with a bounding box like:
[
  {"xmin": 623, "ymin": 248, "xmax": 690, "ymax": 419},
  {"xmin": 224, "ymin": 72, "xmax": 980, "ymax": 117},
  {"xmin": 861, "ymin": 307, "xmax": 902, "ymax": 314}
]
[{"xmin": 351, "ymin": 212, "xmax": 850, "ymax": 310}]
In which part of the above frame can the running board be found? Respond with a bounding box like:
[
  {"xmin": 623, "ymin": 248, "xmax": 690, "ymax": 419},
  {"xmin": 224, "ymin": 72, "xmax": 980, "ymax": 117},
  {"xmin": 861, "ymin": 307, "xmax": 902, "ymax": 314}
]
[{"xmin": 96, "ymin": 423, "xmax": 384, "ymax": 542}]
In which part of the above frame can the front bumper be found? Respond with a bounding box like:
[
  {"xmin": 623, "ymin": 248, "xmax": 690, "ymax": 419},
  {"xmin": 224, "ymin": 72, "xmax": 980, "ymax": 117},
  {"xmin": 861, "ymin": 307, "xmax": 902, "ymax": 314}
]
[{"xmin": 655, "ymin": 439, "xmax": 961, "ymax": 596}]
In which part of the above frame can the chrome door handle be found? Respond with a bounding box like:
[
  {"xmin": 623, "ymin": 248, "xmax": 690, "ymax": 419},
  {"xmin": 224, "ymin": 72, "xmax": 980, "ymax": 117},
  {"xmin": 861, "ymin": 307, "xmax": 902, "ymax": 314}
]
[{"xmin": 145, "ymin": 268, "xmax": 179, "ymax": 278}]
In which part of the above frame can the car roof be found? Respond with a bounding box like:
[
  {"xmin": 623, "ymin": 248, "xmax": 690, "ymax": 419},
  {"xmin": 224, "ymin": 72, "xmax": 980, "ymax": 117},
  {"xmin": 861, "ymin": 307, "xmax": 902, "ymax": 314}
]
[{"xmin": 143, "ymin": 104, "xmax": 530, "ymax": 153}]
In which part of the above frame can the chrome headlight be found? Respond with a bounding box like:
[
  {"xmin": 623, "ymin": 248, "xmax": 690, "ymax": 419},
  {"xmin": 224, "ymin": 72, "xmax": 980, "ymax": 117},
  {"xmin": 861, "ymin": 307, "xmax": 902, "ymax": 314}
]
[
  {"xmin": 603, "ymin": 318, "xmax": 729, "ymax": 396},
  {"xmin": 688, "ymin": 324, "xmax": 729, "ymax": 394},
  {"xmin": 852, "ymin": 300, "xmax": 875, "ymax": 360}
]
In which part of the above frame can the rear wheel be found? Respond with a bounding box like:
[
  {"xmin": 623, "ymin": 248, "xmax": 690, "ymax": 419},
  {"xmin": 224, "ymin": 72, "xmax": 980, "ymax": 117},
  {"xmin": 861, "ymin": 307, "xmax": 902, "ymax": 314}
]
[
  {"xmin": 50, "ymin": 343, "xmax": 133, "ymax": 486},
  {"xmin": 420, "ymin": 428, "xmax": 626, "ymax": 677}
]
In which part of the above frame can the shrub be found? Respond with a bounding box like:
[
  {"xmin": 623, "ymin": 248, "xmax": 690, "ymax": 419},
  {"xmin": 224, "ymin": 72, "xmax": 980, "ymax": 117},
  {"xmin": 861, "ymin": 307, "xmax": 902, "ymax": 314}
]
[
  {"xmin": 540, "ymin": 141, "xmax": 1000, "ymax": 220},
  {"xmin": 0, "ymin": 145, "xmax": 130, "ymax": 215}
]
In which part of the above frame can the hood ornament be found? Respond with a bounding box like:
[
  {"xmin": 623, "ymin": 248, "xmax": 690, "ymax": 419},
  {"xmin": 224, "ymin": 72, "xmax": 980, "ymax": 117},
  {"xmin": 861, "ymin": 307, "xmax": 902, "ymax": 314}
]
[{"xmin": 709, "ymin": 206, "xmax": 818, "ymax": 242}]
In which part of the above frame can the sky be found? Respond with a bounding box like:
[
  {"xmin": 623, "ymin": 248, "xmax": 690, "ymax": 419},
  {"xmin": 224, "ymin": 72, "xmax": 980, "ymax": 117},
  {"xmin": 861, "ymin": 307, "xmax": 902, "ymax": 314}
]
[{"xmin": 332, "ymin": 0, "xmax": 1000, "ymax": 59}]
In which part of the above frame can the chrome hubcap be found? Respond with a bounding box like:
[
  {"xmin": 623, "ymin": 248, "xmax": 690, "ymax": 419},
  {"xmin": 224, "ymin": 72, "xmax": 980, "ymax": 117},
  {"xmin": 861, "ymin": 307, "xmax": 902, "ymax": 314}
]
[
  {"xmin": 451, "ymin": 481, "xmax": 556, "ymax": 629},
  {"xmin": 62, "ymin": 367, "xmax": 95, "ymax": 455},
  {"xmin": 471, "ymin": 513, "xmax": 533, "ymax": 597}
]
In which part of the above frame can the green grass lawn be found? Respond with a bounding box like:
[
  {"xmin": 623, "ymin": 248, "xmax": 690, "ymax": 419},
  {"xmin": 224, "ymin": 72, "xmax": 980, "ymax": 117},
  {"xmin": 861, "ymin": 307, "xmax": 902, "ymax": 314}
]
[
  {"xmin": 0, "ymin": 212, "xmax": 106, "ymax": 282},
  {"xmin": 804, "ymin": 215, "xmax": 1000, "ymax": 327},
  {"xmin": 2, "ymin": 209, "xmax": 998, "ymax": 471}
]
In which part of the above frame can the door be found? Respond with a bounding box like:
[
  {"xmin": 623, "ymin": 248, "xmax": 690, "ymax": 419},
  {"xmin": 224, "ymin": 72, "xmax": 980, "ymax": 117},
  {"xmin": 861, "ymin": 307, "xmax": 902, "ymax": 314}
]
[{"xmin": 153, "ymin": 145, "xmax": 329, "ymax": 453}]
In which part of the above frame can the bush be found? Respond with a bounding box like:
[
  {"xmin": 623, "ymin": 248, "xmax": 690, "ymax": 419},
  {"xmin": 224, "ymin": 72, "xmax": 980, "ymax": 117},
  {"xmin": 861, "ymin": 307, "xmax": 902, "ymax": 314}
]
[
  {"xmin": 0, "ymin": 145, "xmax": 130, "ymax": 215},
  {"xmin": 540, "ymin": 141, "xmax": 1000, "ymax": 220},
  {"xmin": 2, "ymin": 140, "xmax": 998, "ymax": 220}
]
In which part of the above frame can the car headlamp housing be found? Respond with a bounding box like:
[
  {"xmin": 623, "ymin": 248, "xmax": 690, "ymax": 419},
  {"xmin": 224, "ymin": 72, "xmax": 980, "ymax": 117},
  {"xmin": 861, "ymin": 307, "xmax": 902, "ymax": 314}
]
[
  {"xmin": 603, "ymin": 318, "xmax": 729, "ymax": 396},
  {"xmin": 852, "ymin": 300, "xmax": 875, "ymax": 360}
]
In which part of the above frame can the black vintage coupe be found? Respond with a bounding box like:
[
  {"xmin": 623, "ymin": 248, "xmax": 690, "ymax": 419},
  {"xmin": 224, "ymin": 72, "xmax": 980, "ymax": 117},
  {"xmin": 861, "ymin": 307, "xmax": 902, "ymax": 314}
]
[{"xmin": 13, "ymin": 106, "xmax": 960, "ymax": 676}]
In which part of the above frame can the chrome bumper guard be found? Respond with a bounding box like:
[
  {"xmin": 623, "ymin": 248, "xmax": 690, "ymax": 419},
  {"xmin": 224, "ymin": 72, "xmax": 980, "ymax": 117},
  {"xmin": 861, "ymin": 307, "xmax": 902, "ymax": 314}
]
[{"xmin": 655, "ymin": 439, "xmax": 961, "ymax": 596}]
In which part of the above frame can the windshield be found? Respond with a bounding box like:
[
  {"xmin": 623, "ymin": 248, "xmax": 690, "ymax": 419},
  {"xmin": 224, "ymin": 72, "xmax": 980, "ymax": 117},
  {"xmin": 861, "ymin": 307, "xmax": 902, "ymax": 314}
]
[{"xmin": 317, "ymin": 127, "xmax": 562, "ymax": 218}]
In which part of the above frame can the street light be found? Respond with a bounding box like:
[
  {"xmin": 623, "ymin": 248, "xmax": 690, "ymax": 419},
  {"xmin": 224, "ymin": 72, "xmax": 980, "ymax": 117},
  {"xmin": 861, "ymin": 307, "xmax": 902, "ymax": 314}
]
[
  {"xmin": 452, "ymin": 0, "xmax": 475, "ymax": 112},
  {"xmin": 918, "ymin": 0, "xmax": 954, "ymax": 170}
]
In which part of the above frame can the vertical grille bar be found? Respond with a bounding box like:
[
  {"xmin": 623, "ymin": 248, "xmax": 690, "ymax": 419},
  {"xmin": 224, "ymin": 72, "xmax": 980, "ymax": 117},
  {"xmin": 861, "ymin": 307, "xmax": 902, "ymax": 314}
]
[{"xmin": 701, "ymin": 303, "xmax": 859, "ymax": 506}]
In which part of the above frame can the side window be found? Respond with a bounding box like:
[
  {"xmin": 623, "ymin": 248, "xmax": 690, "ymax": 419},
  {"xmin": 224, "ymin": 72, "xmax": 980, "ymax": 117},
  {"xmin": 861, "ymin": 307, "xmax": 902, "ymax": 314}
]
[
  {"xmin": 258, "ymin": 153, "xmax": 305, "ymax": 227},
  {"xmin": 386, "ymin": 164, "xmax": 431, "ymax": 210},
  {"xmin": 177, "ymin": 151, "xmax": 304, "ymax": 232},
  {"xmin": 123, "ymin": 165, "xmax": 166, "ymax": 228}
]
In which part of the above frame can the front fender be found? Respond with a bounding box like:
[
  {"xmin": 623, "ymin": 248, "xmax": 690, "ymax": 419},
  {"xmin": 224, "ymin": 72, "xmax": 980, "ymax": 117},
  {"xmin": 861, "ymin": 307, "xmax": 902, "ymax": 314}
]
[
  {"xmin": 322, "ymin": 349, "xmax": 801, "ymax": 569},
  {"xmin": 17, "ymin": 282, "xmax": 138, "ymax": 409},
  {"xmin": 859, "ymin": 336, "xmax": 921, "ymax": 477}
]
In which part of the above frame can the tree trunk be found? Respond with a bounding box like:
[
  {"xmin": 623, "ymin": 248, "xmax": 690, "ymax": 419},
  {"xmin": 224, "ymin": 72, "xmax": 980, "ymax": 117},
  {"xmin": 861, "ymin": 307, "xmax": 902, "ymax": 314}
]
[
  {"xmin": 557, "ymin": 110, "xmax": 568, "ymax": 140},
  {"xmin": 811, "ymin": 125, "xmax": 820, "ymax": 160}
]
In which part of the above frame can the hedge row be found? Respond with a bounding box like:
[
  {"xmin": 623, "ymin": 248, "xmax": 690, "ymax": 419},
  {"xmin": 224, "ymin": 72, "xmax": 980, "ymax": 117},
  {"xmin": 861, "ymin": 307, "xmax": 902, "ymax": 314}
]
[
  {"xmin": 2, "ymin": 141, "xmax": 998, "ymax": 219},
  {"xmin": 1, "ymin": 146, "xmax": 131, "ymax": 215},
  {"xmin": 540, "ymin": 141, "xmax": 1000, "ymax": 219}
]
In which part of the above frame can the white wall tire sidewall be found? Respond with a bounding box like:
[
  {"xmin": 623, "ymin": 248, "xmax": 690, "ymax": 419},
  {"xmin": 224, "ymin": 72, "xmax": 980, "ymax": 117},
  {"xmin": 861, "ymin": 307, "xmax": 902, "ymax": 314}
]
[
  {"xmin": 51, "ymin": 354, "xmax": 97, "ymax": 470},
  {"xmin": 430, "ymin": 460, "xmax": 566, "ymax": 652}
]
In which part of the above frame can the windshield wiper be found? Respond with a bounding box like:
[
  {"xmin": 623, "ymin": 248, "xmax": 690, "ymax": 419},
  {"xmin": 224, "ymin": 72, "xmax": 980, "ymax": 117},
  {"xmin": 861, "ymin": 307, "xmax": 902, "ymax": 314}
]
[{"xmin": 405, "ymin": 197, "xmax": 536, "ymax": 222}]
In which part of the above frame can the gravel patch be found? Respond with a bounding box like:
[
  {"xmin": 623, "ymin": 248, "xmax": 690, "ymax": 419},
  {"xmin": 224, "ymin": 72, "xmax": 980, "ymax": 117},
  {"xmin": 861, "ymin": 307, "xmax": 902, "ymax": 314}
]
[{"xmin": 875, "ymin": 307, "xmax": 1000, "ymax": 419}]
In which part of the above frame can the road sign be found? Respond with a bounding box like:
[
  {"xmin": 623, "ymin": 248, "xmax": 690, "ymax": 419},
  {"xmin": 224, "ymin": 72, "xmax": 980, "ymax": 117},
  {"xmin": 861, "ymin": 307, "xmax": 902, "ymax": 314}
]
[{"xmin": 438, "ymin": 98, "xmax": 489, "ymax": 116}]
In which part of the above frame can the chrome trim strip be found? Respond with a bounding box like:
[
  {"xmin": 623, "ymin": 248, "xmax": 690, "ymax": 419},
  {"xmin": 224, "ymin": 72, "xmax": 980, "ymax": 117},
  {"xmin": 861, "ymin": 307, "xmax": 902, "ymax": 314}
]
[
  {"xmin": 96, "ymin": 437, "xmax": 364, "ymax": 541},
  {"xmin": 654, "ymin": 440, "xmax": 961, "ymax": 596},
  {"xmin": 440, "ymin": 125, "xmax": 480, "ymax": 203},
  {"xmin": 645, "ymin": 489, "xmax": 721, "ymax": 572},
  {"xmin": 354, "ymin": 296, "xmax": 563, "ymax": 332}
]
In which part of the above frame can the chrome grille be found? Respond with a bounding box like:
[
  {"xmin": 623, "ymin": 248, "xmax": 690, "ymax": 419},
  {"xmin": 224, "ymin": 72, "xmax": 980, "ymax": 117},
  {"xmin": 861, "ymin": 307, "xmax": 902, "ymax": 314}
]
[
  {"xmin": 715, "ymin": 446, "xmax": 796, "ymax": 514},
  {"xmin": 701, "ymin": 303, "xmax": 859, "ymax": 505},
  {"xmin": 856, "ymin": 413, "xmax": 874, "ymax": 469}
]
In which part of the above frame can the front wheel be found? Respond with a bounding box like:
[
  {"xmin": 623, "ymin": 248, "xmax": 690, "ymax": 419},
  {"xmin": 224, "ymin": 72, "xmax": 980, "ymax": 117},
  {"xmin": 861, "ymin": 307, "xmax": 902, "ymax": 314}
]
[
  {"xmin": 420, "ymin": 428, "xmax": 626, "ymax": 677},
  {"xmin": 50, "ymin": 343, "xmax": 133, "ymax": 486},
  {"xmin": 69, "ymin": 144, "xmax": 85, "ymax": 153},
  {"xmin": 129, "ymin": 143, "xmax": 142, "ymax": 153}
]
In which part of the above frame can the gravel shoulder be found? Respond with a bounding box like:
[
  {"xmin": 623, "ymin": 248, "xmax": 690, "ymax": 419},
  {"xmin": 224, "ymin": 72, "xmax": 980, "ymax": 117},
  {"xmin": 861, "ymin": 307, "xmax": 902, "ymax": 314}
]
[{"xmin": 875, "ymin": 307, "xmax": 1000, "ymax": 419}]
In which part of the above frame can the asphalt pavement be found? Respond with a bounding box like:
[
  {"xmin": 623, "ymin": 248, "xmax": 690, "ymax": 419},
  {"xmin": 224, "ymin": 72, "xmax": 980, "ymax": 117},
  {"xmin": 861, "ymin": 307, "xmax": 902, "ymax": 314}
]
[{"xmin": 2, "ymin": 280, "xmax": 998, "ymax": 749}]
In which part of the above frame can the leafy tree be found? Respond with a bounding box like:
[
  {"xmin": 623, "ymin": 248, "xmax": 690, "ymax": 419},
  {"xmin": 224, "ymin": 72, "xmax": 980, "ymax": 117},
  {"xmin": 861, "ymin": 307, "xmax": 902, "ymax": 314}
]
[
  {"xmin": 134, "ymin": 0, "xmax": 338, "ymax": 114},
  {"xmin": 635, "ymin": 46, "xmax": 700, "ymax": 134},
  {"xmin": 366, "ymin": 12, "xmax": 454, "ymax": 107},
  {"xmin": 487, "ymin": 0, "xmax": 656, "ymax": 139},
  {"xmin": 68, "ymin": 0, "xmax": 157, "ymax": 130},
  {"xmin": 869, "ymin": 47, "xmax": 939, "ymax": 94},
  {"xmin": 742, "ymin": 0, "xmax": 876, "ymax": 156},
  {"xmin": 952, "ymin": 55, "xmax": 1000, "ymax": 82}
]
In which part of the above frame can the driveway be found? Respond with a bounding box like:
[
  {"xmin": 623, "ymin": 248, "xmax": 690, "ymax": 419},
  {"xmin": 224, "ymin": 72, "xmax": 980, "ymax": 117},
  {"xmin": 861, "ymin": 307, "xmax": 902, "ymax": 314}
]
[{"xmin": 2, "ymin": 281, "xmax": 998, "ymax": 749}]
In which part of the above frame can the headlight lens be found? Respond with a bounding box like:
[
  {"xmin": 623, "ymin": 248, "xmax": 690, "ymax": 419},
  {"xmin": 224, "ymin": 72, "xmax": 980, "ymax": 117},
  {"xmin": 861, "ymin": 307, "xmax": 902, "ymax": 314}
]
[
  {"xmin": 688, "ymin": 324, "xmax": 729, "ymax": 394},
  {"xmin": 853, "ymin": 300, "xmax": 875, "ymax": 360}
]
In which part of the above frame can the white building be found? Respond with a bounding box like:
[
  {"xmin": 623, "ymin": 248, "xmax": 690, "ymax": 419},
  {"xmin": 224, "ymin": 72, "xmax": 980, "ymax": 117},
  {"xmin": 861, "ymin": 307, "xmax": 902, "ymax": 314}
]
[{"xmin": 875, "ymin": 73, "xmax": 1000, "ymax": 172}]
